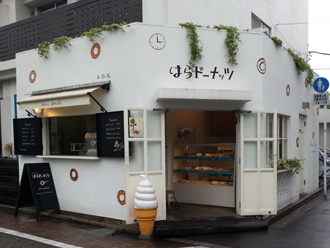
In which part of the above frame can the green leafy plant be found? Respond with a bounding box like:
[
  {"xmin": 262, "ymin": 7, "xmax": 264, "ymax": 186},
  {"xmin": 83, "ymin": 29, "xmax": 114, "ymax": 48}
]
[
  {"xmin": 38, "ymin": 22, "xmax": 130, "ymax": 58},
  {"xmin": 37, "ymin": 41, "xmax": 51, "ymax": 58},
  {"xmin": 179, "ymin": 22, "xmax": 203, "ymax": 69},
  {"xmin": 81, "ymin": 22, "xmax": 129, "ymax": 42},
  {"xmin": 213, "ymin": 25, "xmax": 241, "ymax": 65},
  {"xmin": 268, "ymin": 36, "xmax": 313, "ymax": 86},
  {"xmin": 270, "ymin": 36, "xmax": 283, "ymax": 47},
  {"xmin": 53, "ymin": 36, "xmax": 72, "ymax": 50},
  {"xmin": 285, "ymin": 48, "xmax": 313, "ymax": 86},
  {"xmin": 81, "ymin": 27, "xmax": 104, "ymax": 42},
  {"xmin": 272, "ymin": 157, "xmax": 304, "ymax": 174}
]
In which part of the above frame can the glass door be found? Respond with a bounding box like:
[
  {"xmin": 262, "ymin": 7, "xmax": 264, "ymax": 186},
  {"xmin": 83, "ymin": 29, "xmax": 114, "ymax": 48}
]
[
  {"xmin": 236, "ymin": 111, "xmax": 277, "ymax": 215},
  {"xmin": 124, "ymin": 108, "xmax": 166, "ymax": 224}
]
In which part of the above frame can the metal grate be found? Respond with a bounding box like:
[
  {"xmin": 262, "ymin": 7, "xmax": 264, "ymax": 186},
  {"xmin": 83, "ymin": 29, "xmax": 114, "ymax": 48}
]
[{"xmin": 0, "ymin": 0, "xmax": 142, "ymax": 62}]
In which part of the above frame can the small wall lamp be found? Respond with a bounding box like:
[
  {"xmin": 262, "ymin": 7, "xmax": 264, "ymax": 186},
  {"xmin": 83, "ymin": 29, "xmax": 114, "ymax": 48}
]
[
  {"xmin": 302, "ymin": 102, "xmax": 310, "ymax": 110},
  {"xmin": 34, "ymin": 108, "xmax": 42, "ymax": 115}
]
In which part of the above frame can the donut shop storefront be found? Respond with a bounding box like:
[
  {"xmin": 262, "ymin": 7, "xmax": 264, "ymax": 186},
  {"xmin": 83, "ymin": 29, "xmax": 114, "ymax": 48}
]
[{"xmin": 14, "ymin": 23, "xmax": 318, "ymax": 224}]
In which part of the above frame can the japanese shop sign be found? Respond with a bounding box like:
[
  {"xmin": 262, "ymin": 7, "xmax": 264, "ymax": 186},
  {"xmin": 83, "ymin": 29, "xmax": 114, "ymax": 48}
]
[{"xmin": 169, "ymin": 65, "xmax": 234, "ymax": 80}]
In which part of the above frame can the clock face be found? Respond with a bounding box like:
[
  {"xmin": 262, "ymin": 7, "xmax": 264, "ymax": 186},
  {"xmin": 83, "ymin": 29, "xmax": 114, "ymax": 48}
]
[{"xmin": 149, "ymin": 33, "xmax": 166, "ymax": 50}]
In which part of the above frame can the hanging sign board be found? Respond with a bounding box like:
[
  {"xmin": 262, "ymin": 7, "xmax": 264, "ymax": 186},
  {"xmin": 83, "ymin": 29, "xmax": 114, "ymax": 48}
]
[
  {"xmin": 13, "ymin": 118, "xmax": 43, "ymax": 155},
  {"xmin": 15, "ymin": 163, "xmax": 60, "ymax": 221},
  {"xmin": 314, "ymin": 93, "xmax": 329, "ymax": 105},
  {"xmin": 96, "ymin": 111, "xmax": 124, "ymax": 157}
]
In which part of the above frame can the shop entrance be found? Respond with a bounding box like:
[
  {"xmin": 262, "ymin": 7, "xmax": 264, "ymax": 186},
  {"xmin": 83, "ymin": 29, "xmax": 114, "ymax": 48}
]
[{"xmin": 166, "ymin": 110, "xmax": 237, "ymax": 213}]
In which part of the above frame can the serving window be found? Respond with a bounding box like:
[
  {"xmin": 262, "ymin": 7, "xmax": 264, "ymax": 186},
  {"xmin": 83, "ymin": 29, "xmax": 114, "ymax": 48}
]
[{"xmin": 48, "ymin": 115, "xmax": 97, "ymax": 156}]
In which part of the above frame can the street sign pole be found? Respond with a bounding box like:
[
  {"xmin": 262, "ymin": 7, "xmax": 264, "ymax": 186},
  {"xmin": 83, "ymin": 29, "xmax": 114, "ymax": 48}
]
[
  {"xmin": 324, "ymin": 108, "xmax": 327, "ymax": 196},
  {"xmin": 313, "ymin": 77, "xmax": 329, "ymax": 197}
]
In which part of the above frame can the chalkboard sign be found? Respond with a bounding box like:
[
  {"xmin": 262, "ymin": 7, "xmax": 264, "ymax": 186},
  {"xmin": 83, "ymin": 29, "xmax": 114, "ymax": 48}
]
[
  {"xmin": 15, "ymin": 163, "xmax": 60, "ymax": 221},
  {"xmin": 13, "ymin": 118, "xmax": 43, "ymax": 155},
  {"xmin": 96, "ymin": 111, "xmax": 124, "ymax": 157}
]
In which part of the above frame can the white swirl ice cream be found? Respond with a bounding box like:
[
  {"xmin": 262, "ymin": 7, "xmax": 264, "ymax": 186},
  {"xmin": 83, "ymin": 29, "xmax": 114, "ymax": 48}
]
[{"xmin": 134, "ymin": 174, "xmax": 158, "ymax": 209}]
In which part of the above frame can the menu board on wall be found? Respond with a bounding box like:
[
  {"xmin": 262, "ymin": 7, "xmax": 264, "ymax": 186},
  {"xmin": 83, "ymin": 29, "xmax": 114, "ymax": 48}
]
[
  {"xmin": 13, "ymin": 118, "xmax": 43, "ymax": 155},
  {"xmin": 96, "ymin": 111, "xmax": 124, "ymax": 157}
]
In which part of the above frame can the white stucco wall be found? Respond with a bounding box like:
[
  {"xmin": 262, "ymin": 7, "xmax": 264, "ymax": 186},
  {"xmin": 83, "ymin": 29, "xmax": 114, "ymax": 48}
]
[
  {"xmin": 0, "ymin": 3, "xmax": 9, "ymax": 27},
  {"xmin": 1, "ymin": 79, "xmax": 16, "ymax": 157},
  {"xmin": 0, "ymin": 59, "xmax": 17, "ymax": 156},
  {"xmin": 16, "ymin": 23, "xmax": 316, "ymax": 220},
  {"xmin": 142, "ymin": 0, "xmax": 308, "ymax": 56}
]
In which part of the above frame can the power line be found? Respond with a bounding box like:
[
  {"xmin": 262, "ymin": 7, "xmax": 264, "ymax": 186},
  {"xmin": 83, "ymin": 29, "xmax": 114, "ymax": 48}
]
[{"xmin": 276, "ymin": 20, "xmax": 330, "ymax": 26}]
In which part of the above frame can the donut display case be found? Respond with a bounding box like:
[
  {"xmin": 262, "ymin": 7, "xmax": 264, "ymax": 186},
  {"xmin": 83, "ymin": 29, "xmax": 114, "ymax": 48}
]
[
  {"xmin": 172, "ymin": 143, "xmax": 235, "ymax": 186},
  {"xmin": 172, "ymin": 143, "xmax": 236, "ymax": 207}
]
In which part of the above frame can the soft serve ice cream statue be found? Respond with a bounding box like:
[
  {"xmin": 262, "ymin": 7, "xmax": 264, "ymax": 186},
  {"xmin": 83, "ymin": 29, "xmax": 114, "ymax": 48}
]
[
  {"xmin": 134, "ymin": 174, "xmax": 158, "ymax": 209},
  {"xmin": 134, "ymin": 174, "xmax": 158, "ymax": 238}
]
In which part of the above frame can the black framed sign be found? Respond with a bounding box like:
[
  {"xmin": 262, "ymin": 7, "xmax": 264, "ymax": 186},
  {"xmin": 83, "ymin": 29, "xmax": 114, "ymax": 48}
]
[
  {"xmin": 13, "ymin": 118, "xmax": 43, "ymax": 155},
  {"xmin": 15, "ymin": 163, "xmax": 60, "ymax": 221},
  {"xmin": 96, "ymin": 111, "xmax": 124, "ymax": 157}
]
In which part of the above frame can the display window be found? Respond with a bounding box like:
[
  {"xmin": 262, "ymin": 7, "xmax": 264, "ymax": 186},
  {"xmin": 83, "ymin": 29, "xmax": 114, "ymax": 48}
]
[{"xmin": 48, "ymin": 115, "xmax": 97, "ymax": 156}]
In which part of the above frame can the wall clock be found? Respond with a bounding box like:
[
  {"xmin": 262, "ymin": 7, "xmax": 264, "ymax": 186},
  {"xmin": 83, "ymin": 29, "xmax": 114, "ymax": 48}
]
[{"xmin": 149, "ymin": 33, "xmax": 166, "ymax": 50}]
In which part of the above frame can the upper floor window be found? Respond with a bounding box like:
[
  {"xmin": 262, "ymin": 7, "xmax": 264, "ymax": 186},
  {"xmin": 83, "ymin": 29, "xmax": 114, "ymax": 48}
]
[
  {"xmin": 251, "ymin": 14, "xmax": 271, "ymax": 36},
  {"xmin": 38, "ymin": 0, "xmax": 67, "ymax": 13}
]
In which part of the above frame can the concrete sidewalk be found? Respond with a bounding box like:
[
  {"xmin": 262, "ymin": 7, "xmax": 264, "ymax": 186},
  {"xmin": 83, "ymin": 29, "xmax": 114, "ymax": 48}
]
[
  {"xmin": 0, "ymin": 185, "xmax": 326, "ymax": 248},
  {"xmin": 0, "ymin": 209, "xmax": 188, "ymax": 248}
]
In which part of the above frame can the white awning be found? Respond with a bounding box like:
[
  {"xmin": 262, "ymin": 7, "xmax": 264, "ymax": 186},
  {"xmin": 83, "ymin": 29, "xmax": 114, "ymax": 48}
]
[
  {"xmin": 17, "ymin": 87, "xmax": 100, "ymax": 110},
  {"xmin": 156, "ymin": 88, "xmax": 253, "ymax": 102}
]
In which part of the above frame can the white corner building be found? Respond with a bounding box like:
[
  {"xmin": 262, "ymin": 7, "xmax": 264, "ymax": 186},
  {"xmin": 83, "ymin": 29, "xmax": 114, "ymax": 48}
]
[{"xmin": 0, "ymin": 0, "xmax": 320, "ymax": 224}]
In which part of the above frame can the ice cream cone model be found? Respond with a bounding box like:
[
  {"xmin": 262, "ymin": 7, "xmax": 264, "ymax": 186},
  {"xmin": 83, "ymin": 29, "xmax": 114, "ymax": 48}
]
[
  {"xmin": 134, "ymin": 174, "xmax": 158, "ymax": 239},
  {"xmin": 135, "ymin": 207, "xmax": 157, "ymax": 236}
]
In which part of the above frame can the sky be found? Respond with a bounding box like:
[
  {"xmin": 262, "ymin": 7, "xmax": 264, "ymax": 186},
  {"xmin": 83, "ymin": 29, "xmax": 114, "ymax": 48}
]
[{"xmin": 309, "ymin": 0, "xmax": 330, "ymax": 82}]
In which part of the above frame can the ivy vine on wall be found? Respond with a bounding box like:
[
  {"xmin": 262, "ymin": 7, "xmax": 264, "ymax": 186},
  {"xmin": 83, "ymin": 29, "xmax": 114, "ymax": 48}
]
[
  {"xmin": 37, "ymin": 21, "xmax": 314, "ymax": 87},
  {"xmin": 213, "ymin": 25, "xmax": 241, "ymax": 65},
  {"xmin": 179, "ymin": 22, "xmax": 203, "ymax": 69},
  {"xmin": 37, "ymin": 22, "xmax": 130, "ymax": 58},
  {"xmin": 270, "ymin": 36, "xmax": 314, "ymax": 87},
  {"xmin": 179, "ymin": 22, "xmax": 241, "ymax": 68}
]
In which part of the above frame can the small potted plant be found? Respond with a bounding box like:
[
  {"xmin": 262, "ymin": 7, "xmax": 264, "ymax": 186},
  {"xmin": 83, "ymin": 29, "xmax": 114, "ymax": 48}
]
[
  {"xmin": 4, "ymin": 143, "xmax": 13, "ymax": 158},
  {"xmin": 277, "ymin": 157, "xmax": 303, "ymax": 174}
]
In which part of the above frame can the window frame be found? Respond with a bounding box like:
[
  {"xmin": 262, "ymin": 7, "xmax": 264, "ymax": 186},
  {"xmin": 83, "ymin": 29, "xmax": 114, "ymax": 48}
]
[
  {"xmin": 45, "ymin": 114, "xmax": 98, "ymax": 157},
  {"xmin": 277, "ymin": 115, "xmax": 289, "ymax": 160},
  {"xmin": 251, "ymin": 14, "xmax": 271, "ymax": 37}
]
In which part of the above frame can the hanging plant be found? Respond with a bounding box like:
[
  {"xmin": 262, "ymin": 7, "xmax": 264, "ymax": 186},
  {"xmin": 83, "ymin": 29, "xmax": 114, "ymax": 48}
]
[
  {"xmin": 81, "ymin": 27, "xmax": 104, "ymax": 43},
  {"xmin": 81, "ymin": 22, "xmax": 130, "ymax": 42},
  {"xmin": 179, "ymin": 22, "xmax": 203, "ymax": 70},
  {"xmin": 37, "ymin": 22, "xmax": 130, "ymax": 58},
  {"xmin": 37, "ymin": 36, "xmax": 72, "ymax": 58},
  {"xmin": 285, "ymin": 48, "xmax": 313, "ymax": 86},
  {"xmin": 53, "ymin": 36, "xmax": 72, "ymax": 50},
  {"xmin": 213, "ymin": 25, "xmax": 241, "ymax": 65},
  {"xmin": 37, "ymin": 41, "xmax": 51, "ymax": 58}
]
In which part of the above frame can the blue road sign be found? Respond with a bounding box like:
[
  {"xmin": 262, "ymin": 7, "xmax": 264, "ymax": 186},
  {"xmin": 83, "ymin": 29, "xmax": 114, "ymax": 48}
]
[{"xmin": 313, "ymin": 77, "xmax": 329, "ymax": 93}]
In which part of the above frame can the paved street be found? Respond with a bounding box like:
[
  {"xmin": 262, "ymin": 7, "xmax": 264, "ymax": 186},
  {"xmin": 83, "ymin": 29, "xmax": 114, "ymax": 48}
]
[
  {"xmin": 178, "ymin": 193, "xmax": 330, "ymax": 248},
  {"xmin": 1, "ymin": 192, "xmax": 329, "ymax": 248}
]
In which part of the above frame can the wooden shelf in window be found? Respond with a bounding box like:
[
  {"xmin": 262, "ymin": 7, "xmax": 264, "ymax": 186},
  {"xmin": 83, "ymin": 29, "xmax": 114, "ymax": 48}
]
[
  {"xmin": 173, "ymin": 169, "xmax": 234, "ymax": 175},
  {"xmin": 174, "ymin": 156, "xmax": 234, "ymax": 161}
]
